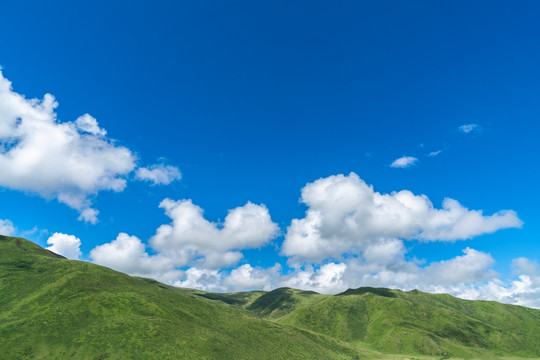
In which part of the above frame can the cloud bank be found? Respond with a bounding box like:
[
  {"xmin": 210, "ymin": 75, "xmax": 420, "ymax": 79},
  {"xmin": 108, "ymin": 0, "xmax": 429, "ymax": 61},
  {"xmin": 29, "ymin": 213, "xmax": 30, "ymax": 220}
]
[{"xmin": 85, "ymin": 173, "xmax": 537, "ymax": 308}]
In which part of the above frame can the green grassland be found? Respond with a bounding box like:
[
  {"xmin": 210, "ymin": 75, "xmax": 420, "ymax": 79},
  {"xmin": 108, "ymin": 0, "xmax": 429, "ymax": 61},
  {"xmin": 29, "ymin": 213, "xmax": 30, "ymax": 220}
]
[
  {"xmin": 1, "ymin": 235, "xmax": 540, "ymax": 359},
  {"xmin": 0, "ymin": 235, "xmax": 372, "ymax": 359}
]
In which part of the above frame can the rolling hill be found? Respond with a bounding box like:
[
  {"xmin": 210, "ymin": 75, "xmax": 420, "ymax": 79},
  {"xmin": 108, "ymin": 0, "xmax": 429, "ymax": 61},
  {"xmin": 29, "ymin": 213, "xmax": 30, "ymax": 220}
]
[
  {"xmin": 193, "ymin": 288, "xmax": 540, "ymax": 359},
  {"xmin": 2, "ymin": 234, "xmax": 540, "ymax": 359},
  {"xmin": 0, "ymin": 235, "xmax": 371, "ymax": 359}
]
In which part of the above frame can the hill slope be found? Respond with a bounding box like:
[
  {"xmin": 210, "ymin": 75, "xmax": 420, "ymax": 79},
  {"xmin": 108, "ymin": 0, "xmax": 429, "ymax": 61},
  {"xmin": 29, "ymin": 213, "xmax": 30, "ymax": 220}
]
[
  {"xmin": 217, "ymin": 286, "xmax": 540, "ymax": 358},
  {"xmin": 0, "ymin": 235, "xmax": 371, "ymax": 360},
  {"xmin": 3, "ymin": 235, "xmax": 540, "ymax": 359}
]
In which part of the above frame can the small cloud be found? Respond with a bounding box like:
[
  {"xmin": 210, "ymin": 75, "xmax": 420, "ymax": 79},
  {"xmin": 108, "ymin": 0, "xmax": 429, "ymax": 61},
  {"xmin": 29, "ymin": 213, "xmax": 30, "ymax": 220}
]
[
  {"xmin": 78, "ymin": 208, "xmax": 99, "ymax": 224},
  {"xmin": 135, "ymin": 164, "xmax": 182, "ymax": 186},
  {"xmin": 428, "ymin": 150, "xmax": 442, "ymax": 157},
  {"xmin": 0, "ymin": 219, "xmax": 16, "ymax": 236},
  {"xmin": 459, "ymin": 123, "xmax": 480, "ymax": 134},
  {"xmin": 46, "ymin": 232, "xmax": 82, "ymax": 260},
  {"xmin": 390, "ymin": 156, "xmax": 418, "ymax": 168},
  {"xmin": 20, "ymin": 226, "xmax": 39, "ymax": 237}
]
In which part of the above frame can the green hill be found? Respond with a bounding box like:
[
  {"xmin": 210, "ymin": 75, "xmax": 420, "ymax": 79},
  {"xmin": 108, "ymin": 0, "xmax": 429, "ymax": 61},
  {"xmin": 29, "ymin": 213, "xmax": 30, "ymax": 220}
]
[
  {"xmin": 210, "ymin": 286, "xmax": 540, "ymax": 358},
  {"xmin": 0, "ymin": 235, "xmax": 372, "ymax": 360},
  {"xmin": 2, "ymin": 235, "xmax": 540, "ymax": 360}
]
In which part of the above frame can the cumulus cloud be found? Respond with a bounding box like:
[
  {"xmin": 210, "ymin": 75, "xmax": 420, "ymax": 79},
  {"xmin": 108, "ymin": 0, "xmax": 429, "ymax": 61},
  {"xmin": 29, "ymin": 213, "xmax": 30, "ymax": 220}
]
[
  {"xmin": 0, "ymin": 218, "xmax": 16, "ymax": 235},
  {"xmin": 274, "ymin": 250, "xmax": 540, "ymax": 309},
  {"xmin": 46, "ymin": 232, "xmax": 82, "ymax": 259},
  {"xmin": 90, "ymin": 233, "xmax": 183, "ymax": 283},
  {"xmin": 282, "ymin": 173, "xmax": 522, "ymax": 263},
  {"xmin": 151, "ymin": 199, "xmax": 279, "ymax": 268},
  {"xmin": 279, "ymin": 247, "xmax": 493, "ymax": 293},
  {"xmin": 223, "ymin": 264, "xmax": 282, "ymax": 291},
  {"xmin": 459, "ymin": 123, "xmax": 480, "ymax": 133},
  {"xmin": 176, "ymin": 267, "xmax": 225, "ymax": 292},
  {"xmin": 84, "ymin": 174, "xmax": 532, "ymax": 308},
  {"xmin": 135, "ymin": 164, "xmax": 182, "ymax": 185},
  {"xmin": 281, "ymin": 262, "xmax": 349, "ymax": 294},
  {"xmin": 424, "ymin": 247, "xmax": 496, "ymax": 284},
  {"xmin": 89, "ymin": 199, "xmax": 279, "ymax": 284},
  {"xmin": 167, "ymin": 247, "xmax": 540, "ymax": 309},
  {"xmin": 447, "ymin": 257, "xmax": 540, "ymax": 309},
  {"xmin": 391, "ymin": 156, "xmax": 418, "ymax": 168},
  {"xmin": 174, "ymin": 263, "xmax": 282, "ymax": 292},
  {"xmin": 0, "ymin": 71, "xmax": 136, "ymax": 223}
]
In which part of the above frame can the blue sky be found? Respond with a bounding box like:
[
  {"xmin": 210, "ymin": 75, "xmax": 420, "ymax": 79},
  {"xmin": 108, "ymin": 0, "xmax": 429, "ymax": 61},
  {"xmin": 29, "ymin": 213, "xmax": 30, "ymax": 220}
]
[{"xmin": 0, "ymin": 1, "xmax": 539, "ymax": 306}]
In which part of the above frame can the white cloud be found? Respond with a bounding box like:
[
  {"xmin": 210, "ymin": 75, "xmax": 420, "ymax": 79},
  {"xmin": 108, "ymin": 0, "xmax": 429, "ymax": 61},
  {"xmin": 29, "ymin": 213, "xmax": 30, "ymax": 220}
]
[
  {"xmin": 282, "ymin": 173, "xmax": 522, "ymax": 263},
  {"xmin": 135, "ymin": 164, "xmax": 181, "ymax": 185},
  {"xmin": 151, "ymin": 199, "xmax": 279, "ymax": 268},
  {"xmin": 0, "ymin": 71, "xmax": 136, "ymax": 223},
  {"xmin": 75, "ymin": 114, "xmax": 107, "ymax": 136},
  {"xmin": 46, "ymin": 232, "xmax": 82, "ymax": 260},
  {"xmin": 83, "ymin": 174, "xmax": 533, "ymax": 309},
  {"xmin": 451, "ymin": 257, "xmax": 540, "ymax": 309},
  {"xmin": 174, "ymin": 263, "xmax": 281, "ymax": 292},
  {"xmin": 90, "ymin": 233, "xmax": 182, "ymax": 283},
  {"xmin": 171, "ymin": 247, "xmax": 540, "ymax": 309},
  {"xmin": 512, "ymin": 257, "xmax": 539, "ymax": 276},
  {"xmin": 176, "ymin": 267, "xmax": 225, "ymax": 292},
  {"xmin": 428, "ymin": 150, "xmax": 442, "ymax": 157},
  {"xmin": 89, "ymin": 199, "xmax": 279, "ymax": 285},
  {"xmin": 278, "ymin": 247, "xmax": 496, "ymax": 295},
  {"xmin": 424, "ymin": 247, "xmax": 496, "ymax": 284},
  {"xmin": 223, "ymin": 263, "xmax": 282, "ymax": 291},
  {"xmin": 0, "ymin": 218, "xmax": 16, "ymax": 236},
  {"xmin": 281, "ymin": 262, "xmax": 349, "ymax": 294},
  {"xmin": 391, "ymin": 156, "xmax": 418, "ymax": 168},
  {"xmin": 459, "ymin": 123, "xmax": 480, "ymax": 133}
]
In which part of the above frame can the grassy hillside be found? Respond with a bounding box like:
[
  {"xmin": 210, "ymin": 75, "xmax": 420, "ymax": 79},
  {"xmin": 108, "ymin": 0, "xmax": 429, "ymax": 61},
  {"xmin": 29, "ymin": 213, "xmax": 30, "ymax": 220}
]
[
  {"xmin": 3, "ymin": 235, "xmax": 540, "ymax": 360},
  {"xmin": 199, "ymin": 286, "xmax": 540, "ymax": 359},
  {"xmin": 257, "ymin": 287, "xmax": 540, "ymax": 358},
  {"xmin": 246, "ymin": 287, "xmax": 325, "ymax": 319},
  {"xmin": 0, "ymin": 235, "xmax": 372, "ymax": 360}
]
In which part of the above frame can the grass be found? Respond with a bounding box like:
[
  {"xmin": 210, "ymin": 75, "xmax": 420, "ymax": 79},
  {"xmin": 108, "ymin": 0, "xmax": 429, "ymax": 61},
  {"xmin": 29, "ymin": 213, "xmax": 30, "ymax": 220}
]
[
  {"xmin": 2, "ymin": 235, "xmax": 540, "ymax": 359},
  {"xmin": 0, "ymin": 235, "xmax": 372, "ymax": 359}
]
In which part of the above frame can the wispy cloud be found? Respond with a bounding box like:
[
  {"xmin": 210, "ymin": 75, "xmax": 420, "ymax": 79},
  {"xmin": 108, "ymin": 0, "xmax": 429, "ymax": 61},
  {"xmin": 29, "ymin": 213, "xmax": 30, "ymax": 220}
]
[
  {"xmin": 390, "ymin": 156, "xmax": 418, "ymax": 168},
  {"xmin": 428, "ymin": 150, "xmax": 442, "ymax": 157},
  {"xmin": 459, "ymin": 123, "xmax": 481, "ymax": 133},
  {"xmin": 136, "ymin": 164, "xmax": 182, "ymax": 185}
]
